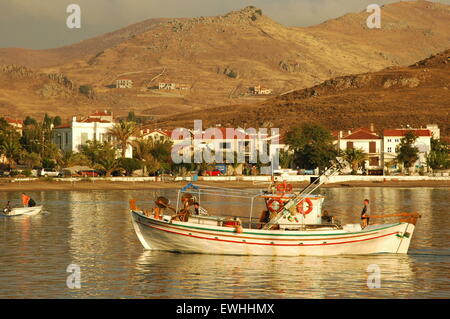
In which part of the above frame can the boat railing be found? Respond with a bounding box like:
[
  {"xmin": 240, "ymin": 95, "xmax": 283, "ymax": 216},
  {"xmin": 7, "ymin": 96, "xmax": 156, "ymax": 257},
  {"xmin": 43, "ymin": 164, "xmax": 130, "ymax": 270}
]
[
  {"xmin": 186, "ymin": 213, "xmax": 342, "ymax": 231},
  {"xmin": 177, "ymin": 183, "xmax": 264, "ymax": 229}
]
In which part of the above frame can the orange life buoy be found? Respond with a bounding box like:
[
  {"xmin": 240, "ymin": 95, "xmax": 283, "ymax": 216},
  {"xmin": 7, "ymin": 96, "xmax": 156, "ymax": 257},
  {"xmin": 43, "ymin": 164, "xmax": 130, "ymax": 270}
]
[
  {"xmin": 296, "ymin": 198, "xmax": 313, "ymax": 215},
  {"xmin": 267, "ymin": 198, "xmax": 284, "ymax": 214},
  {"xmin": 276, "ymin": 182, "xmax": 293, "ymax": 193}
]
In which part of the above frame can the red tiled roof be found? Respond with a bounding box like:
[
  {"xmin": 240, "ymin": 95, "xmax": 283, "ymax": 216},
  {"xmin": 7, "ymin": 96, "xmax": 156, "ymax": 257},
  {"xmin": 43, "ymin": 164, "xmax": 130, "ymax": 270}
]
[
  {"xmin": 80, "ymin": 118, "xmax": 112, "ymax": 123},
  {"xmin": 200, "ymin": 128, "xmax": 259, "ymax": 140},
  {"xmin": 383, "ymin": 129, "xmax": 431, "ymax": 137},
  {"xmin": 90, "ymin": 111, "xmax": 111, "ymax": 116},
  {"xmin": 141, "ymin": 129, "xmax": 171, "ymax": 137},
  {"xmin": 342, "ymin": 129, "xmax": 381, "ymax": 140},
  {"xmin": 5, "ymin": 117, "xmax": 23, "ymax": 125},
  {"xmin": 54, "ymin": 124, "xmax": 71, "ymax": 129}
]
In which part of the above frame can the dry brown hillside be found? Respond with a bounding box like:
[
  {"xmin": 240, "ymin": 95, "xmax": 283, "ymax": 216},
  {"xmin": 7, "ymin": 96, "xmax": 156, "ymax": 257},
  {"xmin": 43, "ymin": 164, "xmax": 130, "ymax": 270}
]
[
  {"xmin": 0, "ymin": 65, "xmax": 108, "ymax": 118},
  {"xmin": 158, "ymin": 49, "xmax": 450, "ymax": 136},
  {"xmin": 1, "ymin": 1, "xmax": 450, "ymax": 120}
]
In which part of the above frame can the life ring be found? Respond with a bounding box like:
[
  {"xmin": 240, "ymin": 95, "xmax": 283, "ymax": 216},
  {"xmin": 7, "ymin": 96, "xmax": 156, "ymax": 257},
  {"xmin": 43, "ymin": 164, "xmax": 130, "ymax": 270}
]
[
  {"xmin": 296, "ymin": 198, "xmax": 313, "ymax": 215},
  {"xmin": 267, "ymin": 199, "xmax": 284, "ymax": 213},
  {"xmin": 276, "ymin": 182, "xmax": 293, "ymax": 193}
]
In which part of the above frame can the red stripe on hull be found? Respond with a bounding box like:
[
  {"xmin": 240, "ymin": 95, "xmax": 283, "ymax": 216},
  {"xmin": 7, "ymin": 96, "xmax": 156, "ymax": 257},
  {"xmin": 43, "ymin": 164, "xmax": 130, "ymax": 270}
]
[{"xmin": 138, "ymin": 220, "xmax": 399, "ymax": 247}]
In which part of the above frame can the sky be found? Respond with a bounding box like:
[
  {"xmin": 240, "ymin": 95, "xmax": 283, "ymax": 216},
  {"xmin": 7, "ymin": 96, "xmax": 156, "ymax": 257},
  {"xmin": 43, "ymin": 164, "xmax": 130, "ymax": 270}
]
[{"xmin": 1, "ymin": 0, "xmax": 449, "ymax": 49}]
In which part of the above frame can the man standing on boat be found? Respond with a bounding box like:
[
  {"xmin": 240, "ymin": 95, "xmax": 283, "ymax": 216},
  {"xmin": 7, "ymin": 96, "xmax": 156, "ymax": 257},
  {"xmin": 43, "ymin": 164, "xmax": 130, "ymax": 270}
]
[
  {"xmin": 21, "ymin": 193, "xmax": 36, "ymax": 207},
  {"xmin": 361, "ymin": 199, "xmax": 370, "ymax": 228}
]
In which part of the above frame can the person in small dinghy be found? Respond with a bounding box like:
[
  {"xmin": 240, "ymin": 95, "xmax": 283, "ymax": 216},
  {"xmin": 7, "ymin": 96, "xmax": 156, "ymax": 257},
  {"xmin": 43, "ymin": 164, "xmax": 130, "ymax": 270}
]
[
  {"xmin": 3, "ymin": 201, "xmax": 12, "ymax": 215},
  {"xmin": 21, "ymin": 193, "xmax": 36, "ymax": 207}
]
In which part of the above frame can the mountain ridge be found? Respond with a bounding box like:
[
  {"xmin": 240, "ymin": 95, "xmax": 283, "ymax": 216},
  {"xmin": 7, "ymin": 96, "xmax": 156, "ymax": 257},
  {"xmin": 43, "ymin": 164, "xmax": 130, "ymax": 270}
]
[
  {"xmin": 0, "ymin": 1, "xmax": 449, "ymax": 125},
  {"xmin": 156, "ymin": 49, "xmax": 450, "ymax": 135}
]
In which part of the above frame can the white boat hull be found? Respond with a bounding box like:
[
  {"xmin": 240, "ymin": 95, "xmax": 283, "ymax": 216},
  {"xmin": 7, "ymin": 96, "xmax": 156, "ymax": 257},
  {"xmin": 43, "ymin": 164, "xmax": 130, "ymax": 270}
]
[
  {"xmin": 130, "ymin": 211, "xmax": 416, "ymax": 256},
  {"xmin": 1, "ymin": 206, "xmax": 43, "ymax": 217}
]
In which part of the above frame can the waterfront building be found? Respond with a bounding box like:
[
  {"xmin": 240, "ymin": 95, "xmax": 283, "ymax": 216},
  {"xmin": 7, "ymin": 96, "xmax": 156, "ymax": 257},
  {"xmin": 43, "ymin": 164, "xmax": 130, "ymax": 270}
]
[
  {"xmin": 53, "ymin": 111, "xmax": 133, "ymax": 158},
  {"xmin": 383, "ymin": 127, "xmax": 432, "ymax": 171},
  {"xmin": 336, "ymin": 127, "xmax": 384, "ymax": 175},
  {"xmin": 4, "ymin": 117, "xmax": 24, "ymax": 136}
]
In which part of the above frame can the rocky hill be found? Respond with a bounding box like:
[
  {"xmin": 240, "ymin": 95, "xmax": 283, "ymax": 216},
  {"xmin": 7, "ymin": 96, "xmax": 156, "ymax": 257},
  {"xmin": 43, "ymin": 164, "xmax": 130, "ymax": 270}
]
[
  {"xmin": 158, "ymin": 49, "xmax": 450, "ymax": 136},
  {"xmin": 0, "ymin": 65, "xmax": 107, "ymax": 118},
  {"xmin": 0, "ymin": 1, "xmax": 450, "ymax": 121}
]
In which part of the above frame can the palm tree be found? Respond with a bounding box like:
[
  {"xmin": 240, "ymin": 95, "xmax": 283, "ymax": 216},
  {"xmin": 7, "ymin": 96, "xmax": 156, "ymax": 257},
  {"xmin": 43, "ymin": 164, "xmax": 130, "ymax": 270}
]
[
  {"xmin": 0, "ymin": 136, "xmax": 22, "ymax": 167},
  {"xmin": 133, "ymin": 138, "xmax": 172, "ymax": 176},
  {"xmin": 94, "ymin": 142, "xmax": 120, "ymax": 177},
  {"xmin": 343, "ymin": 148, "xmax": 367, "ymax": 174},
  {"xmin": 58, "ymin": 150, "xmax": 90, "ymax": 168},
  {"xmin": 133, "ymin": 138, "xmax": 156, "ymax": 176},
  {"xmin": 107, "ymin": 121, "xmax": 138, "ymax": 158},
  {"xmin": 21, "ymin": 152, "xmax": 41, "ymax": 169}
]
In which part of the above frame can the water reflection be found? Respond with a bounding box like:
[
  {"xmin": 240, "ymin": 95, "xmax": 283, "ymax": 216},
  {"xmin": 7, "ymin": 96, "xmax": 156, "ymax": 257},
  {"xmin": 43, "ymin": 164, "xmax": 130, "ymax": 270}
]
[
  {"xmin": 132, "ymin": 251, "xmax": 416, "ymax": 298},
  {"xmin": 0, "ymin": 187, "xmax": 448, "ymax": 298}
]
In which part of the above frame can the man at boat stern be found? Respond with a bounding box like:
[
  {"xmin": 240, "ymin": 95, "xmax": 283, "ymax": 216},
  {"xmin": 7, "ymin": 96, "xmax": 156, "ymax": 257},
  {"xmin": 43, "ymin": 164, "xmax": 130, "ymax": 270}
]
[
  {"xmin": 21, "ymin": 193, "xmax": 36, "ymax": 207},
  {"xmin": 361, "ymin": 199, "xmax": 370, "ymax": 228}
]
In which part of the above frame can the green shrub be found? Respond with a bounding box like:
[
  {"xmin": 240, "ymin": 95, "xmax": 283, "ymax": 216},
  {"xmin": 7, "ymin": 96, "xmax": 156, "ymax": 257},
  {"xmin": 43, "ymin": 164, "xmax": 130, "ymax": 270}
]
[
  {"xmin": 226, "ymin": 70, "xmax": 238, "ymax": 78},
  {"xmin": 79, "ymin": 85, "xmax": 94, "ymax": 98},
  {"xmin": 10, "ymin": 170, "xmax": 20, "ymax": 177},
  {"xmin": 23, "ymin": 170, "xmax": 32, "ymax": 177}
]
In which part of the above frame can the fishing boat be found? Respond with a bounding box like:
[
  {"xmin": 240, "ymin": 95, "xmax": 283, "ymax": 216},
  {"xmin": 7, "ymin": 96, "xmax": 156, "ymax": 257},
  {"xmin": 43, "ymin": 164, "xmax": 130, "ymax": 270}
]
[
  {"xmin": 130, "ymin": 164, "xmax": 421, "ymax": 256},
  {"xmin": 1, "ymin": 206, "xmax": 43, "ymax": 217}
]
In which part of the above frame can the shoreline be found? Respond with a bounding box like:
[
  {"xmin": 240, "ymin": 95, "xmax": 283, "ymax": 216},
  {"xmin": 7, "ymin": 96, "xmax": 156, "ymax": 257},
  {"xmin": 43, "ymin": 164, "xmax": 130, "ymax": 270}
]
[{"xmin": 0, "ymin": 179, "xmax": 449, "ymax": 192}]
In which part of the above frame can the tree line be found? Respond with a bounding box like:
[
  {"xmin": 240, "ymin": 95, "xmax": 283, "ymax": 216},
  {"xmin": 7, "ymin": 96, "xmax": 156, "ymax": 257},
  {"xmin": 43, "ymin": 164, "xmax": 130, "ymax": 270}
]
[
  {"xmin": 284, "ymin": 123, "xmax": 449, "ymax": 174},
  {"xmin": 0, "ymin": 117, "xmax": 448, "ymax": 177}
]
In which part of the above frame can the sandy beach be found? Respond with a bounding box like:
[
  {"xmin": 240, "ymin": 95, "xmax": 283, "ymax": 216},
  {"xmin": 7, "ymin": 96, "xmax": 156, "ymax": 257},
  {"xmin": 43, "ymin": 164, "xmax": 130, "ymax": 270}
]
[{"xmin": 0, "ymin": 179, "xmax": 449, "ymax": 192}]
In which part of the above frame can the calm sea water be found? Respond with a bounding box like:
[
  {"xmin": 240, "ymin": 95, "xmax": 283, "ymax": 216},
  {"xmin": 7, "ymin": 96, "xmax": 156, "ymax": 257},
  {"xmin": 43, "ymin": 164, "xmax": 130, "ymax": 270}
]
[{"xmin": 0, "ymin": 187, "xmax": 449, "ymax": 299}]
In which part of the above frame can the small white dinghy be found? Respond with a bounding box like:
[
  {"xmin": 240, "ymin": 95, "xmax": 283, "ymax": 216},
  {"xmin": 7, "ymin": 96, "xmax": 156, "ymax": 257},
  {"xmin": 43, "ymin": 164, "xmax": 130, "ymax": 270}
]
[{"xmin": 1, "ymin": 206, "xmax": 43, "ymax": 217}]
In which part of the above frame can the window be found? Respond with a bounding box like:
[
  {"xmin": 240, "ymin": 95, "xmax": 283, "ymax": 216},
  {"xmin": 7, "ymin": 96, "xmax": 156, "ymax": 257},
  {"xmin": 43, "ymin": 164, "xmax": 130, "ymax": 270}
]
[
  {"xmin": 387, "ymin": 139, "xmax": 392, "ymax": 142},
  {"xmin": 65, "ymin": 132, "xmax": 69, "ymax": 145},
  {"xmin": 81, "ymin": 133, "xmax": 88, "ymax": 145},
  {"xmin": 221, "ymin": 142, "xmax": 231, "ymax": 149},
  {"xmin": 346, "ymin": 142, "xmax": 354, "ymax": 149},
  {"xmin": 387, "ymin": 147, "xmax": 393, "ymax": 153},
  {"xmin": 369, "ymin": 157, "xmax": 379, "ymax": 166},
  {"xmin": 369, "ymin": 142, "xmax": 376, "ymax": 153},
  {"xmin": 395, "ymin": 139, "xmax": 400, "ymax": 143}
]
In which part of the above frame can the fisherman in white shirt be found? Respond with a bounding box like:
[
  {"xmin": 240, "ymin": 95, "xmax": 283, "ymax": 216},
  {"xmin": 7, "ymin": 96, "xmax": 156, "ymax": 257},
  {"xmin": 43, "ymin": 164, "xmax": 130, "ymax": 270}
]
[{"xmin": 193, "ymin": 202, "xmax": 208, "ymax": 216}]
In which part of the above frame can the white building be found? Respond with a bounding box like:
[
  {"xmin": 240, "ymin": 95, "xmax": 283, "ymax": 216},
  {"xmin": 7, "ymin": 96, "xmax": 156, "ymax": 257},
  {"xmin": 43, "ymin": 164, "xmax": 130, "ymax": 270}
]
[
  {"xmin": 250, "ymin": 85, "xmax": 273, "ymax": 95},
  {"xmin": 336, "ymin": 128, "xmax": 383, "ymax": 174},
  {"xmin": 141, "ymin": 128, "xmax": 172, "ymax": 142},
  {"xmin": 170, "ymin": 127, "xmax": 286, "ymax": 173},
  {"xmin": 383, "ymin": 128, "xmax": 432, "ymax": 170},
  {"xmin": 116, "ymin": 79, "xmax": 133, "ymax": 89},
  {"xmin": 158, "ymin": 82, "xmax": 189, "ymax": 90},
  {"xmin": 4, "ymin": 117, "xmax": 24, "ymax": 136},
  {"xmin": 53, "ymin": 111, "xmax": 133, "ymax": 158}
]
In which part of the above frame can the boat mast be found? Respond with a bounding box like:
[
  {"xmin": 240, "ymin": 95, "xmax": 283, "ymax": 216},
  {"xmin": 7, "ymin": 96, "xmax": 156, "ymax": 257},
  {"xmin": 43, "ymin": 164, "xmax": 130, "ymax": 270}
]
[{"xmin": 263, "ymin": 160, "xmax": 344, "ymax": 229}]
